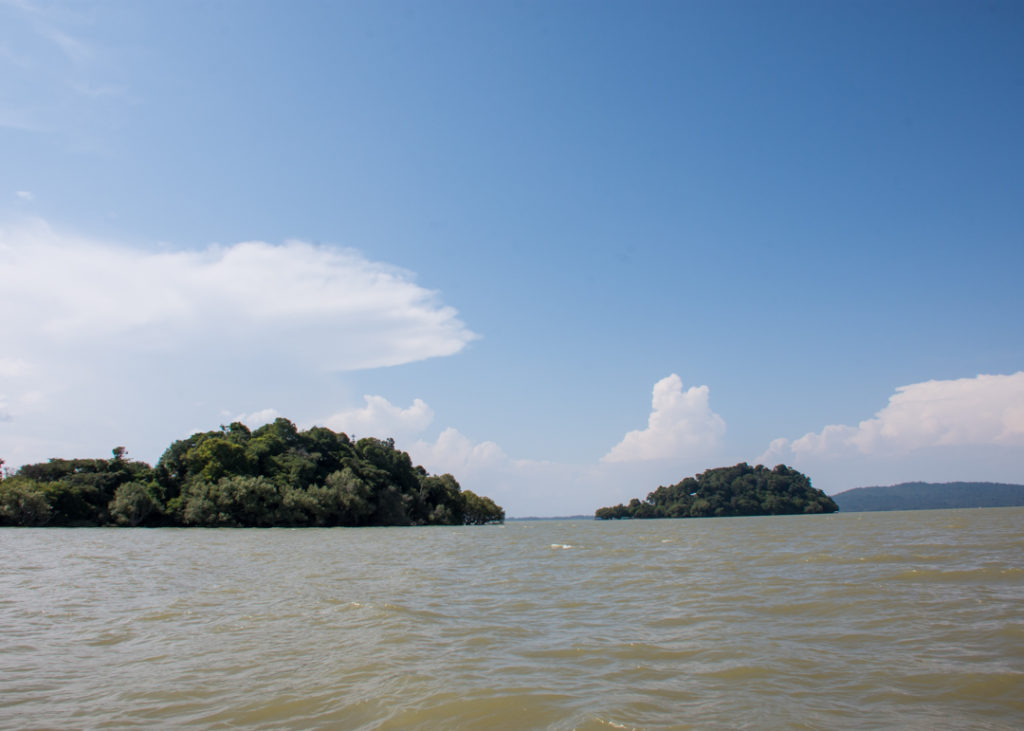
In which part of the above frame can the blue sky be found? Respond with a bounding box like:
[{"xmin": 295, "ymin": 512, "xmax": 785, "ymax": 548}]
[{"xmin": 2, "ymin": 0, "xmax": 1022, "ymax": 516}]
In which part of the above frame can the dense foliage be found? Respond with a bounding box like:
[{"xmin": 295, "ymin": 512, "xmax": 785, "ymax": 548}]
[
  {"xmin": 595, "ymin": 463, "xmax": 837, "ymax": 519},
  {"xmin": 0, "ymin": 420, "xmax": 504, "ymax": 527},
  {"xmin": 832, "ymin": 481, "xmax": 1024, "ymax": 512}
]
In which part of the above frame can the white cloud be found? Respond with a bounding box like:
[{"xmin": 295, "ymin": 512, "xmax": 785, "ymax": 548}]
[
  {"xmin": 407, "ymin": 424, "xmax": 716, "ymax": 517},
  {"xmin": 602, "ymin": 373, "xmax": 726, "ymax": 463},
  {"xmin": 394, "ymin": 374, "xmax": 732, "ymax": 516},
  {"xmin": 0, "ymin": 0, "xmax": 117, "ymax": 138},
  {"xmin": 1, "ymin": 219, "xmax": 477, "ymax": 369},
  {"xmin": 15, "ymin": 190, "xmax": 33, "ymax": 202},
  {"xmin": 4, "ymin": 2, "xmax": 94, "ymax": 66},
  {"xmin": 409, "ymin": 427, "xmax": 587, "ymax": 516},
  {"xmin": 233, "ymin": 408, "xmax": 280, "ymax": 429},
  {"xmin": 0, "ymin": 110, "xmax": 39, "ymax": 132},
  {"xmin": 0, "ymin": 219, "xmax": 476, "ymax": 468},
  {"xmin": 412, "ymin": 427, "xmax": 509, "ymax": 473},
  {"xmin": 760, "ymin": 372, "xmax": 1024, "ymax": 464},
  {"xmin": 194, "ymin": 372, "xmax": 1020, "ymax": 515},
  {"xmin": 0, "ymin": 357, "xmax": 31, "ymax": 378},
  {"xmin": 39, "ymin": 25, "xmax": 93, "ymax": 65},
  {"xmin": 324, "ymin": 396, "xmax": 434, "ymax": 441}
]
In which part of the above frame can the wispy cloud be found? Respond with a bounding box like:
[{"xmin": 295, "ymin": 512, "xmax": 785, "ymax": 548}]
[
  {"xmin": 0, "ymin": 0, "xmax": 126, "ymax": 138},
  {"xmin": 38, "ymin": 25, "xmax": 92, "ymax": 64},
  {"xmin": 0, "ymin": 36, "xmax": 34, "ymax": 69},
  {"xmin": 0, "ymin": 109, "xmax": 43, "ymax": 132},
  {"xmin": 69, "ymin": 81, "xmax": 125, "ymax": 98},
  {"xmin": 15, "ymin": 190, "xmax": 33, "ymax": 202},
  {"xmin": 1, "ymin": 0, "xmax": 93, "ymax": 64}
]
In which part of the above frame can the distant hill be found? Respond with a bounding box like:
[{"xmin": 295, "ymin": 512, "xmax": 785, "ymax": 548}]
[{"xmin": 832, "ymin": 482, "xmax": 1024, "ymax": 512}]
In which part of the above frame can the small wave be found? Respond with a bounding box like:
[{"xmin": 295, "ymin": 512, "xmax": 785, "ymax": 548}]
[
  {"xmin": 85, "ymin": 629, "xmax": 133, "ymax": 646},
  {"xmin": 550, "ymin": 544, "xmax": 574, "ymax": 550},
  {"xmin": 889, "ymin": 566, "xmax": 1024, "ymax": 583},
  {"xmin": 378, "ymin": 603, "xmax": 448, "ymax": 620}
]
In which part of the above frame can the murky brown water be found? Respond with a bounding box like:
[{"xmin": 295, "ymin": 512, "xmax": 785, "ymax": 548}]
[{"xmin": 2, "ymin": 508, "xmax": 1022, "ymax": 730}]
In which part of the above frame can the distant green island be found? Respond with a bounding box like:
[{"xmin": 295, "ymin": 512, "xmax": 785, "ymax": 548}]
[
  {"xmin": 595, "ymin": 463, "xmax": 838, "ymax": 519},
  {"xmin": 831, "ymin": 482, "xmax": 1024, "ymax": 512},
  {"xmin": 0, "ymin": 419, "xmax": 503, "ymax": 527}
]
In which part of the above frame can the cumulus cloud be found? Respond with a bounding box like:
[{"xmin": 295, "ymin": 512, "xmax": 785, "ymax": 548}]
[
  {"xmin": 758, "ymin": 372, "xmax": 1024, "ymax": 464},
  {"xmin": 409, "ymin": 427, "xmax": 587, "ymax": 515},
  {"xmin": 324, "ymin": 396, "xmax": 434, "ymax": 441},
  {"xmin": 408, "ymin": 424, "xmax": 713, "ymax": 517},
  {"xmin": 602, "ymin": 374, "xmax": 726, "ymax": 463},
  {"xmin": 412, "ymin": 427, "xmax": 509, "ymax": 474},
  {"xmin": 231, "ymin": 408, "xmax": 281, "ymax": 429}
]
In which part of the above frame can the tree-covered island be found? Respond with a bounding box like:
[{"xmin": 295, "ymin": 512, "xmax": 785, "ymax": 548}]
[
  {"xmin": 596, "ymin": 463, "xmax": 837, "ymax": 519},
  {"xmin": 0, "ymin": 418, "xmax": 504, "ymax": 527}
]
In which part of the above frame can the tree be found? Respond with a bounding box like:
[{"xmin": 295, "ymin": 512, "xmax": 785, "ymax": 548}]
[
  {"xmin": 182, "ymin": 476, "xmax": 282, "ymax": 527},
  {"xmin": 418, "ymin": 474, "xmax": 465, "ymax": 525},
  {"xmin": 0, "ymin": 478, "xmax": 52, "ymax": 526},
  {"xmin": 319, "ymin": 468, "xmax": 374, "ymax": 525},
  {"xmin": 186, "ymin": 437, "xmax": 252, "ymax": 484},
  {"xmin": 463, "ymin": 490, "xmax": 504, "ymax": 524},
  {"xmin": 108, "ymin": 482, "xmax": 159, "ymax": 526}
]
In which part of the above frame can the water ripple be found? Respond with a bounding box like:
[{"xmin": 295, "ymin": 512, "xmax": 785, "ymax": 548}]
[{"xmin": 1, "ymin": 509, "xmax": 1022, "ymax": 729}]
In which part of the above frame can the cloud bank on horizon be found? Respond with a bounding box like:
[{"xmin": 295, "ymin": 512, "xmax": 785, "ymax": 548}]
[
  {"xmin": 759, "ymin": 372, "xmax": 1024, "ymax": 461},
  {"xmin": 306, "ymin": 372, "xmax": 1024, "ymax": 515}
]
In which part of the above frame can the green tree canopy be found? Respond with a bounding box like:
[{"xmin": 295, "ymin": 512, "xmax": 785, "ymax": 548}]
[
  {"xmin": 596, "ymin": 463, "xmax": 837, "ymax": 520},
  {"xmin": 1, "ymin": 422, "xmax": 504, "ymax": 528}
]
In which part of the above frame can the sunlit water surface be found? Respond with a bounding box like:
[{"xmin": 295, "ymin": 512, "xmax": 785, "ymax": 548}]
[{"xmin": 2, "ymin": 508, "xmax": 1022, "ymax": 730}]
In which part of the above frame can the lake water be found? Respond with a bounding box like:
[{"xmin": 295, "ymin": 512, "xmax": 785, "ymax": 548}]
[{"xmin": 2, "ymin": 508, "xmax": 1022, "ymax": 730}]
